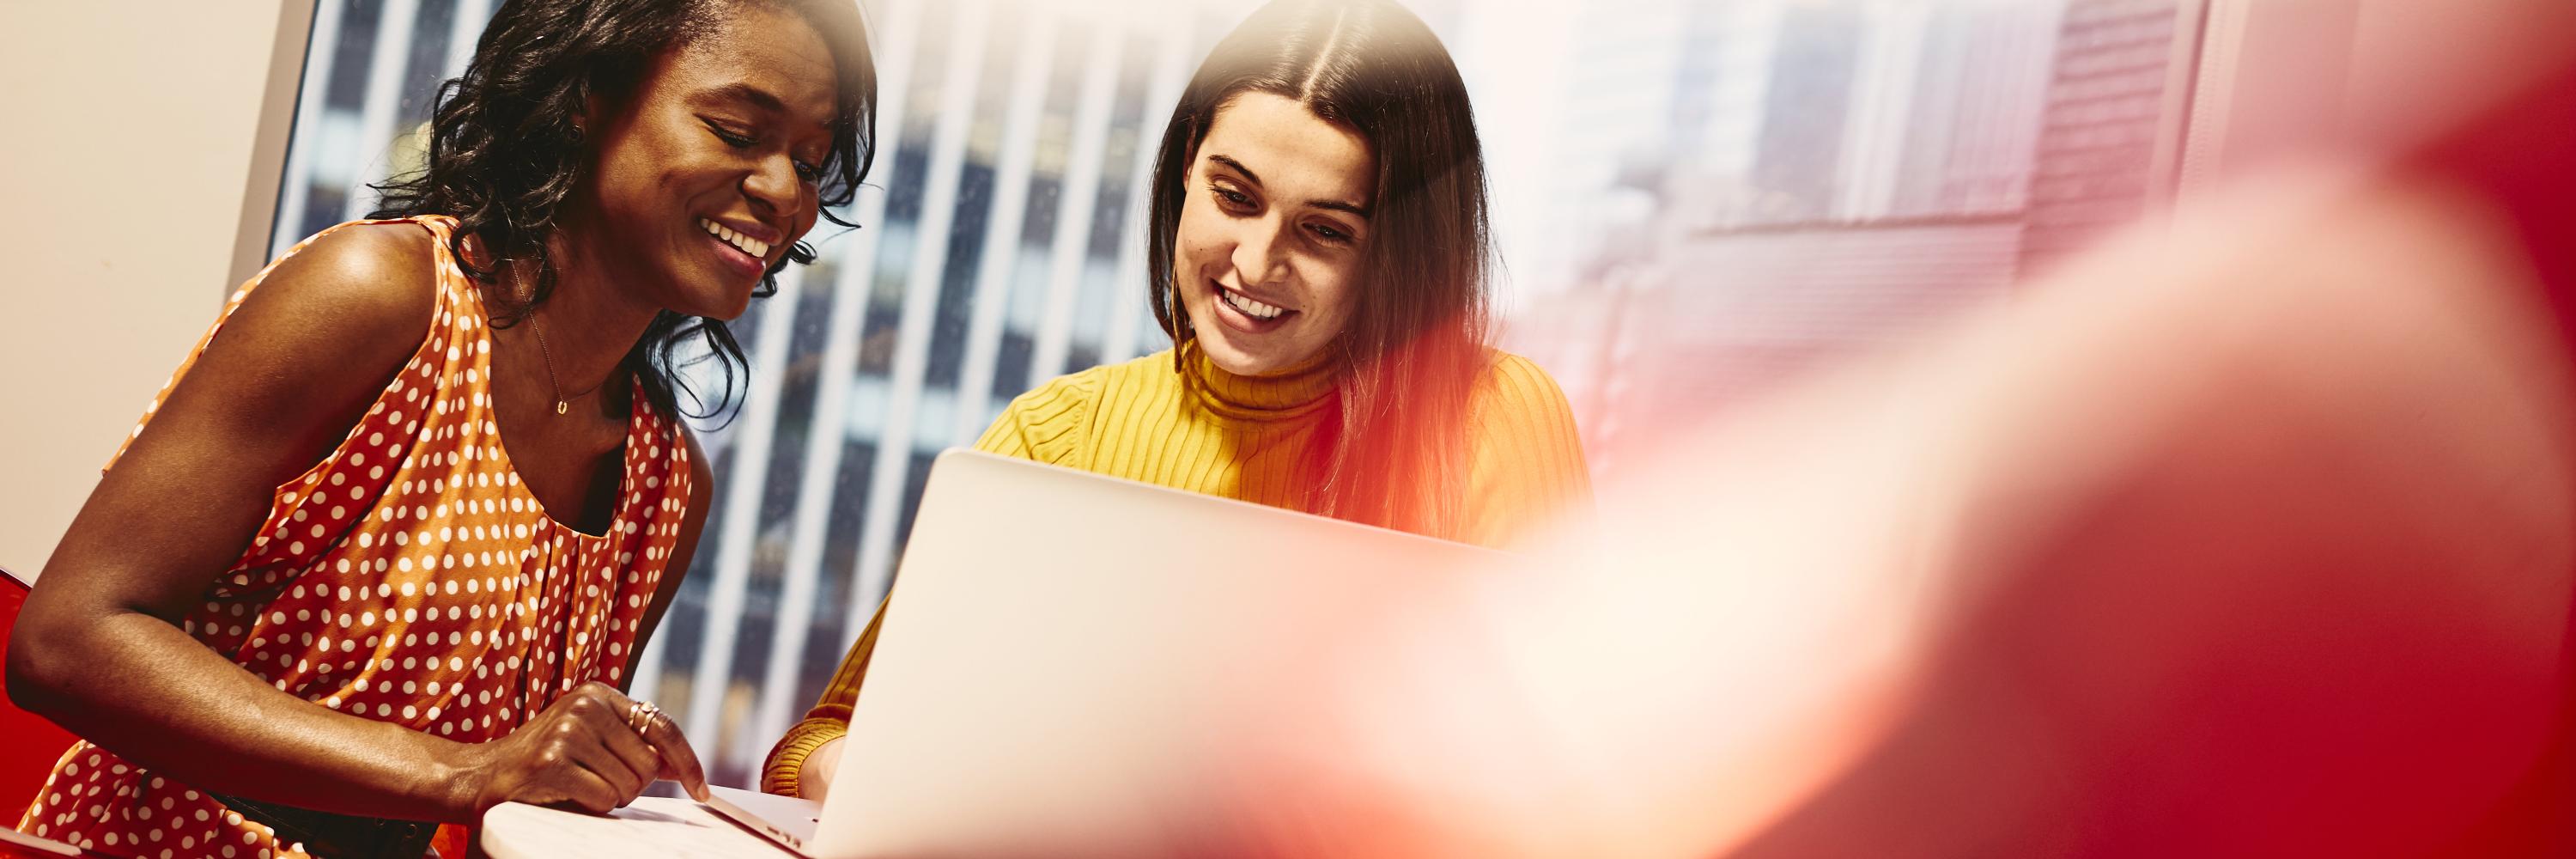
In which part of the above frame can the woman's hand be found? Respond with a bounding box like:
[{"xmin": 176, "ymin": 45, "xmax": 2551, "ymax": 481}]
[{"xmin": 449, "ymin": 682, "xmax": 709, "ymax": 817}]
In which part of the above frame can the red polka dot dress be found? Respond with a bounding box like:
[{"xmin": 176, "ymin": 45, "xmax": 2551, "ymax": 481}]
[{"xmin": 15, "ymin": 216, "xmax": 694, "ymax": 857}]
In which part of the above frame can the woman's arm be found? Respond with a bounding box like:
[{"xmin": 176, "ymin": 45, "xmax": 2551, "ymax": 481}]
[
  {"xmin": 8, "ymin": 223, "xmax": 477, "ymax": 818},
  {"xmin": 760, "ymin": 601, "xmax": 883, "ymax": 798},
  {"xmin": 5, "ymin": 222, "xmax": 698, "ymax": 820}
]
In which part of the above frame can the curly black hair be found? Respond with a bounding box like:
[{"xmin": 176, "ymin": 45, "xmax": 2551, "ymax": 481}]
[{"xmin": 368, "ymin": 0, "xmax": 876, "ymax": 423}]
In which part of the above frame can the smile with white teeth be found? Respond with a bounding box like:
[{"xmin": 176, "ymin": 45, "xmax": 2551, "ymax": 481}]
[
  {"xmin": 700, "ymin": 218, "xmax": 770, "ymax": 260},
  {"xmin": 1221, "ymin": 289, "xmax": 1289, "ymax": 320}
]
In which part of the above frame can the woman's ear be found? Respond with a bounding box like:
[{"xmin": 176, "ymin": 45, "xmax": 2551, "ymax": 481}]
[{"xmin": 575, "ymin": 90, "xmax": 608, "ymax": 141}]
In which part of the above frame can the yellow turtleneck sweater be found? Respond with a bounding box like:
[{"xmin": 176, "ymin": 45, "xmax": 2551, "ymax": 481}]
[{"xmin": 758, "ymin": 344, "xmax": 1591, "ymax": 795}]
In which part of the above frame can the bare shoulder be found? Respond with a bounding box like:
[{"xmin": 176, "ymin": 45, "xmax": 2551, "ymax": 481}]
[
  {"xmin": 52, "ymin": 222, "xmax": 455, "ymax": 618},
  {"xmin": 236, "ymin": 221, "xmax": 443, "ymax": 350},
  {"xmin": 173, "ymin": 221, "xmax": 447, "ymax": 430}
]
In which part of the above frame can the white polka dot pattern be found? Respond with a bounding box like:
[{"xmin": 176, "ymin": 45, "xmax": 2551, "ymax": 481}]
[{"xmin": 15, "ymin": 216, "xmax": 693, "ymax": 857}]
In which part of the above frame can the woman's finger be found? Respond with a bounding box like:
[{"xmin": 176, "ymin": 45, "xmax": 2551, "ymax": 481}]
[
  {"xmin": 539, "ymin": 762, "xmax": 627, "ymax": 815},
  {"xmin": 636, "ymin": 704, "xmax": 711, "ymax": 801},
  {"xmin": 587, "ymin": 699, "xmax": 669, "ymax": 795},
  {"xmin": 563, "ymin": 728, "xmax": 650, "ymax": 805}
]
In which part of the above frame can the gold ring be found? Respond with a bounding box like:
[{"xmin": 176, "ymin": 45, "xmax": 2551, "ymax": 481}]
[{"xmin": 626, "ymin": 700, "xmax": 659, "ymax": 735}]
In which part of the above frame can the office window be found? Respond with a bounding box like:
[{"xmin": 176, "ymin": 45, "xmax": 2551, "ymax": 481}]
[{"xmin": 269, "ymin": 0, "xmax": 2199, "ymax": 785}]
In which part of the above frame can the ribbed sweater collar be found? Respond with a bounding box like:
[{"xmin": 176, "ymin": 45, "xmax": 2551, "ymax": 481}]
[{"xmin": 1180, "ymin": 338, "xmax": 1340, "ymax": 424}]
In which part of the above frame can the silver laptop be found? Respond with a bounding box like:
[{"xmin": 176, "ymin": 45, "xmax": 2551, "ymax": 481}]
[{"xmin": 701, "ymin": 448, "xmax": 1516, "ymax": 857}]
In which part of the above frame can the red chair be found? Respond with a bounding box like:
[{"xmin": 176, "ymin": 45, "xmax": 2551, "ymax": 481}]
[{"xmin": 1, "ymin": 567, "xmax": 78, "ymax": 823}]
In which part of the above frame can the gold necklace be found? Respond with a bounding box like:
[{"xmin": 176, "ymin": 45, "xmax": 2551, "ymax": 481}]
[{"xmin": 528, "ymin": 308, "xmax": 608, "ymax": 416}]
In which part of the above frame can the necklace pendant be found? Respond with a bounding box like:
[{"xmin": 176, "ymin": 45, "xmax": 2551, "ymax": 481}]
[{"xmin": 555, "ymin": 399, "xmax": 569, "ymax": 416}]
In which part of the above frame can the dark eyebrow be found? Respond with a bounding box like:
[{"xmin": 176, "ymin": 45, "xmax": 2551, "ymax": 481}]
[
  {"xmin": 1308, "ymin": 198, "xmax": 1370, "ymax": 218},
  {"xmin": 706, "ymin": 82, "xmax": 836, "ymax": 133},
  {"xmin": 1208, "ymin": 154, "xmax": 1371, "ymax": 219},
  {"xmin": 1209, "ymin": 154, "xmax": 1262, "ymax": 186},
  {"xmin": 709, "ymin": 82, "xmax": 787, "ymax": 113}
]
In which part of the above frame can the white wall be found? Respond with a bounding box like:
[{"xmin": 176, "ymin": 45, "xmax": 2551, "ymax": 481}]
[{"xmin": 0, "ymin": 2, "xmax": 307, "ymax": 579}]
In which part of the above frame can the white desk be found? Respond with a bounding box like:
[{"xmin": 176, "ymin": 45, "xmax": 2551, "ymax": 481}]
[{"xmin": 482, "ymin": 793, "xmax": 793, "ymax": 859}]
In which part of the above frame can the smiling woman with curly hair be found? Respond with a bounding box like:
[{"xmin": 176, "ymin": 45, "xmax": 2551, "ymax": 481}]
[{"xmin": 5, "ymin": 1, "xmax": 874, "ymax": 856}]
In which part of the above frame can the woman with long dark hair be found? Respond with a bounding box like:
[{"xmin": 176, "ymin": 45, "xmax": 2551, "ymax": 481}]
[
  {"xmin": 762, "ymin": 0, "xmax": 1589, "ymax": 801},
  {"xmin": 6, "ymin": 0, "xmax": 873, "ymax": 855}
]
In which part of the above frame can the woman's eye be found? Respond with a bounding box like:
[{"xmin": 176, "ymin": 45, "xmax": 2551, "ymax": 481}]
[
  {"xmin": 1309, "ymin": 222, "xmax": 1352, "ymax": 244},
  {"xmin": 793, "ymin": 160, "xmax": 823, "ymax": 181},
  {"xmin": 1212, "ymin": 186, "xmax": 1254, "ymax": 209},
  {"xmin": 707, "ymin": 121, "xmax": 756, "ymax": 148}
]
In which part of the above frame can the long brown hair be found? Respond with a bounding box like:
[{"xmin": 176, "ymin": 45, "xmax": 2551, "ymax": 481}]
[{"xmin": 1145, "ymin": 0, "xmax": 1494, "ymax": 539}]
